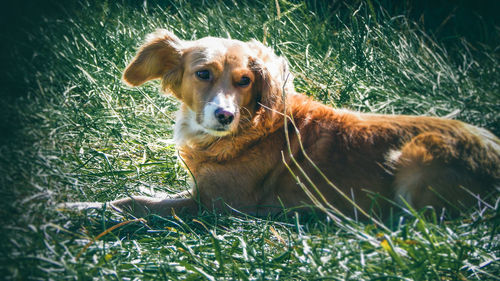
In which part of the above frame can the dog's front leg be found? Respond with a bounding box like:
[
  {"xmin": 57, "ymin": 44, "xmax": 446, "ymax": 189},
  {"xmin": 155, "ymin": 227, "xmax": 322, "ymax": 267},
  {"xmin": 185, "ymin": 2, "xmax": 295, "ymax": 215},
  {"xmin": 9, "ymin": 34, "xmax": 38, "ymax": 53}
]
[{"xmin": 110, "ymin": 196, "xmax": 198, "ymax": 217}]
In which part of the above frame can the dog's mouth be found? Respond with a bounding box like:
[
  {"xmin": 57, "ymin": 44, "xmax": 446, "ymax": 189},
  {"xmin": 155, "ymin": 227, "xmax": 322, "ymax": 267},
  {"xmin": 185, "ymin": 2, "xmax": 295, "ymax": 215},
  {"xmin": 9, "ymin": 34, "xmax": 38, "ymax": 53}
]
[{"xmin": 203, "ymin": 127, "xmax": 233, "ymax": 137}]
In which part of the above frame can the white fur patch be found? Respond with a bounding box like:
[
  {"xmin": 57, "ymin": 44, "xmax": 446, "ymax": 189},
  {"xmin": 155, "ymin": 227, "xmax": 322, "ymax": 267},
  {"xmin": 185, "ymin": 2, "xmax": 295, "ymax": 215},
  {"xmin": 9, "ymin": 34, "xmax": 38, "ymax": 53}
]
[
  {"xmin": 201, "ymin": 93, "xmax": 238, "ymax": 133},
  {"xmin": 386, "ymin": 149, "xmax": 402, "ymax": 164}
]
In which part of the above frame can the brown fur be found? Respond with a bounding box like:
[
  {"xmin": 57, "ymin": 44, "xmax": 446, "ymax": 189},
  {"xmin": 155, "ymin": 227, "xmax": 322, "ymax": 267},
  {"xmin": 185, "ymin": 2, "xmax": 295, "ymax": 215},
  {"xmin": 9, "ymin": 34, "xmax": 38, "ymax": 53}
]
[{"xmin": 110, "ymin": 29, "xmax": 499, "ymax": 218}]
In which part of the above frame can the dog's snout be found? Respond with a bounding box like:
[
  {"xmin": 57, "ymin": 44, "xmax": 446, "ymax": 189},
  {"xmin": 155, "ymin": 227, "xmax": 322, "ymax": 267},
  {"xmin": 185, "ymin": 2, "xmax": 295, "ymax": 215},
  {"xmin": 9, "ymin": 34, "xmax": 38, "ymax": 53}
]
[{"xmin": 214, "ymin": 108, "xmax": 234, "ymax": 125}]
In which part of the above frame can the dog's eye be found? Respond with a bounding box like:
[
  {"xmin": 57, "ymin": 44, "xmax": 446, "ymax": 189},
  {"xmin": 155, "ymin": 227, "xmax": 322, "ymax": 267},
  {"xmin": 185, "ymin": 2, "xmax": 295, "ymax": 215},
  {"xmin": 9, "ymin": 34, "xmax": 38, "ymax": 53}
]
[
  {"xmin": 196, "ymin": 70, "xmax": 211, "ymax": 81},
  {"xmin": 237, "ymin": 76, "xmax": 251, "ymax": 87}
]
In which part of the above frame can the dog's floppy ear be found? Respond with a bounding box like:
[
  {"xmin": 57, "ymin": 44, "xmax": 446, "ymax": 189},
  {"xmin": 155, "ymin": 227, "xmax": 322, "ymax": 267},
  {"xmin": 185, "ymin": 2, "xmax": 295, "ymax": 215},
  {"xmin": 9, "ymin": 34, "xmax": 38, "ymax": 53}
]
[
  {"xmin": 123, "ymin": 29, "xmax": 183, "ymax": 87},
  {"xmin": 248, "ymin": 40, "xmax": 293, "ymax": 121}
]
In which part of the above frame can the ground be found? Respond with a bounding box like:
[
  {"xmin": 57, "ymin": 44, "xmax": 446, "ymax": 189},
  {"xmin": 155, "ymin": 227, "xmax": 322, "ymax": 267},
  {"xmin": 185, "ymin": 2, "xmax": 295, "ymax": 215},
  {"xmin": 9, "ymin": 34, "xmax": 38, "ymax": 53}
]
[{"xmin": 1, "ymin": 0, "xmax": 499, "ymax": 279}]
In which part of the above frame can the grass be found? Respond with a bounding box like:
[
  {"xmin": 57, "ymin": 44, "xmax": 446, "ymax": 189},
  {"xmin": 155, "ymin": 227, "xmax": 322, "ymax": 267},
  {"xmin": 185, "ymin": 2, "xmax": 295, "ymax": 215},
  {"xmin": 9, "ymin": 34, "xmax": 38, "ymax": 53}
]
[{"xmin": 1, "ymin": 0, "xmax": 499, "ymax": 279}]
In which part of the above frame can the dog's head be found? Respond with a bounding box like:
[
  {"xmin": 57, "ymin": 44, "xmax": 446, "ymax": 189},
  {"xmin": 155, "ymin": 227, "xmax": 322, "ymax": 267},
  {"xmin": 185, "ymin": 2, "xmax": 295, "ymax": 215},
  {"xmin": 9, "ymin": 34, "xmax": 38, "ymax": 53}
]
[{"xmin": 123, "ymin": 29, "xmax": 292, "ymax": 137}]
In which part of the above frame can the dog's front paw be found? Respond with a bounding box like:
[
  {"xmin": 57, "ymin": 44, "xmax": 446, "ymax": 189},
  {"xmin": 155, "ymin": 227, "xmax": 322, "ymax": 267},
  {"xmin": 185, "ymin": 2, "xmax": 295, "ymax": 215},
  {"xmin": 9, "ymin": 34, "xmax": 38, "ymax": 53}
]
[
  {"xmin": 57, "ymin": 200, "xmax": 149, "ymax": 217},
  {"xmin": 57, "ymin": 202, "xmax": 106, "ymax": 211},
  {"xmin": 59, "ymin": 197, "xmax": 163, "ymax": 218}
]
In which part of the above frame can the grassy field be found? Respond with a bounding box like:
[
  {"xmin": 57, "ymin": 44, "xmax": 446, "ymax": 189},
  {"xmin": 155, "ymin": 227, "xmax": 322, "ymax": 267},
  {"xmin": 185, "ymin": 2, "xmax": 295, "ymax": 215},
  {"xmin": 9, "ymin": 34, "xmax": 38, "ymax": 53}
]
[{"xmin": 1, "ymin": 0, "xmax": 499, "ymax": 279}]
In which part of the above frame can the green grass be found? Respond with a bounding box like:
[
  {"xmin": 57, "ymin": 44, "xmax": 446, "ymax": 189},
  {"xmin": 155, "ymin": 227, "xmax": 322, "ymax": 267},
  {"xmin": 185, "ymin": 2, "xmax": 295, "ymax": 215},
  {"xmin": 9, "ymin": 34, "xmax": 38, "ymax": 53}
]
[{"xmin": 1, "ymin": 0, "xmax": 499, "ymax": 279}]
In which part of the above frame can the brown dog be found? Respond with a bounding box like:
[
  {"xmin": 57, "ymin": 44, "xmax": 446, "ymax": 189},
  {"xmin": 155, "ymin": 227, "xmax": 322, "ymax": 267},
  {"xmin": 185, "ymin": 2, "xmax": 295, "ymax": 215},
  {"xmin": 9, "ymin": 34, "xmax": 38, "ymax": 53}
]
[{"xmin": 103, "ymin": 29, "xmax": 499, "ymax": 218}]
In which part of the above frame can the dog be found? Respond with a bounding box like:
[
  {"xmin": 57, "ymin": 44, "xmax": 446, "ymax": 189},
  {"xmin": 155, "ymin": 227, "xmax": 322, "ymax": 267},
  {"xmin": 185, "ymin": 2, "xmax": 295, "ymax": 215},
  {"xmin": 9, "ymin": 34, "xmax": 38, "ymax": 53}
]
[{"xmin": 92, "ymin": 29, "xmax": 498, "ymax": 219}]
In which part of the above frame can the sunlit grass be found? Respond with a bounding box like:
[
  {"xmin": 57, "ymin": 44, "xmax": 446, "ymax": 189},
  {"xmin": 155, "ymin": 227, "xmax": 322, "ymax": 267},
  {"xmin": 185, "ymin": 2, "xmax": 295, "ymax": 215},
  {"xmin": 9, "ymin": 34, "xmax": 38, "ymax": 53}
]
[{"xmin": 1, "ymin": 0, "xmax": 499, "ymax": 279}]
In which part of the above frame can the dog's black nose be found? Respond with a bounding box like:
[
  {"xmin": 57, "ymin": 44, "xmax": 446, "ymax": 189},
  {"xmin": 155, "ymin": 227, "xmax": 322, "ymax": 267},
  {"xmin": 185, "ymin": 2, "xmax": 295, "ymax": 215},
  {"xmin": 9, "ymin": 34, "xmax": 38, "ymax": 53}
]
[{"xmin": 214, "ymin": 108, "xmax": 234, "ymax": 125}]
